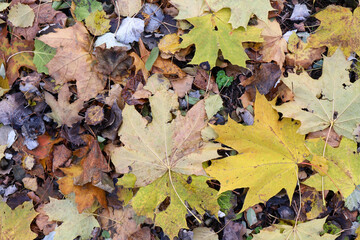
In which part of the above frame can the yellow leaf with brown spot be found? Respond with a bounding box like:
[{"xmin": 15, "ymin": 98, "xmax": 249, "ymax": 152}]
[{"xmin": 307, "ymin": 5, "xmax": 360, "ymax": 57}]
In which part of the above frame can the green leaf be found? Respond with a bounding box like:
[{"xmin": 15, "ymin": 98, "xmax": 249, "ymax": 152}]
[
  {"xmin": 217, "ymin": 190, "xmax": 235, "ymax": 214},
  {"xmin": 73, "ymin": 0, "xmax": 103, "ymax": 21},
  {"xmin": 33, "ymin": 40, "xmax": 56, "ymax": 74},
  {"xmin": 8, "ymin": 3, "xmax": 35, "ymax": 28},
  {"xmin": 179, "ymin": 9, "xmax": 262, "ymax": 69},
  {"xmin": 205, "ymin": 94, "xmax": 223, "ymax": 119},
  {"xmin": 145, "ymin": 47, "xmax": 159, "ymax": 71}
]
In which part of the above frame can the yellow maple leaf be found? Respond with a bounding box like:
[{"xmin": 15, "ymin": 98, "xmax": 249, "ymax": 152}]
[
  {"xmin": 85, "ymin": 10, "xmax": 110, "ymax": 36},
  {"xmin": 206, "ymin": 92, "xmax": 309, "ymax": 211},
  {"xmin": 0, "ymin": 200, "xmax": 37, "ymax": 240},
  {"xmin": 307, "ymin": 5, "xmax": 360, "ymax": 57}
]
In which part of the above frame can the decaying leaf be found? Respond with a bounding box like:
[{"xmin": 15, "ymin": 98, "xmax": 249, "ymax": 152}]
[
  {"xmin": 11, "ymin": 3, "xmax": 66, "ymax": 40},
  {"xmin": 304, "ymin": 138, "xmax": 360, "ymax": 198},
  {"xmin": 45, "ymin": 84, "xmax": 84, "ymax": 127},
  {"xmin": 38, "ymin": 23, "xmax": 106, "ymax": 101},
  {"xmin": 258, "ymin": 20, "xmax": 287, "ymax": 69},
  {"xmin": 253, "ymin": 218, "xmax": 337, "ymax": 240},
  {"xmin": 286, "ymin": 32, "xmax": 325, "ymax": 69},
  {"xmin": 179, "ymin": 9, "xmax": 262, "ymax": 69},
  {"xmin": 99, "ymin": 205, "xmax": 148, "ymax": 240},
  {"xmin": 111, "ymin": 75, "xmax": 220, "ymax": 237},
  {"xmin": 307, "ymin": 5, "xmax": 360, "ymax": 57},
  {"xmin": 58, "ymin": 165, "xmax": 108, "ymax": 213},
  {"xmin": 43, "ymin": 195, "xmax": 100, "ymax": 240},
  {"xmin": 0, "ymin": 28, "xmax": 36, "ymax": 85},
  {"xmin": 94, "ymin": 45, "xmax": 133, "ymax": 82},
  {"xmin": 206, "ymin": 92, "xmax": 309, "ymax": 211},
  {"xmin": 275, "ymin": 49, "xmax": 360, "ymax": 140},
  {"xmin": 85, "ymin": 10, "xmax": 111, "ymax": 36},
  {"xmin": 0, "ymin": 200, "xmax": 37, "ymax": 240},
  {"xmin": 85, "ymin": 105, "xmax": 104, "ymax": 125},
  {"xmin": 73, "ymin": 0, "xmax": 103, "ymax": 21}
]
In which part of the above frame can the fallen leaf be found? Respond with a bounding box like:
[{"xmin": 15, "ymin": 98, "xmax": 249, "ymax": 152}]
[
  {"xmin": 85, "ymin": 105, "xmax": 104, "ymax": 125},
  {"xmin": 111, "ymin": 76, "xmax": 220, "ymax": 237},
  {"xmin": 43, "ymin": 194, "xmax": 100, "ymax": 240},
  {"xmin": 139, "ymin": 39, "xmax": 186, "ymax": 78},
  {"xmin": 307, "ymin": 5, "xmax": 360, "ymax": 58},
  {"xmin": 241, "ymin": 62, "xmax": 281, "ymax": 95},
  {"xmin": 170, "ymin": 0, "xmax": 209, "ymax": 19},
  {"xmin": 306, "ymin": 128, "xmax": 341, "ymax": 148},
  {"xmin": 129, "ymin": 52, "xmax": 149, "ymax": 80},
  {"xmin": 115, "ymin": 0, "xmax": 142, "ymax": 16},
  {"xmin": 94, "ymin": 45, "xmax": 133, "ymax": 82},
  {"xmin": 45, "ymin": 84, "xmax": 85, "ymax": 127},
  {"xmin": 38, "ymin": 23, "xmax": 106, "ymax": 101},
  {"xmin": 179, "ymin": 9, "xmax": 262, "ymax": 69},
  {"xmin": 258, "ymin": 20, "xmax": 287, "ymax": 69},
  {"xmin": 0, "ymin": 28, "xmax": 36, "ymax": 85},
  {"xmin": 253, "ymin": 218, "xmax": 337, "ymax": 240},
  {"xmin": 73, "ymin": 135, "xmax": 112, "ymax": 192},
  {"xmin": 8, "ymin": 3, "xmax": 35, "ymax": 28},
  {"xmin": 11, "ymin": 3, "xmax": 66, "ymax": 40},
  {"xmin": 206, "ymin": 92, "xmax": 309, "ymax": 211},
  {"xmin": 304, "ymin": 138, "xmax": 360, "ymax": 198},
  {"xmin": 275, "ymin": 49, "xmax": 360, "ymax": 140},
  {"xmin": 52, "ymin": 144, "xmax": 72, "ymax": 171},
  {"xmin": 33, "ymin": 39, "xmax": 56, "ymax": 74},
  {"xmin": 205, "ymin": 94, "xmax": 223, "ymax": 119},
  {"xmin": 58, "ymin": 165, "xmax": 107, "ymax": 213},
  {"xmin": 158, "ymin": 33, "xmax": 181, "ymax": 55},
  {"xmin": 85, "ymin": 10, "xmax": 111, "ymax": 36},
  {"xmin": 115, "ymin": 17, "xmax": 144, "ymax": 44},
  {"xmin": 193, "ymin": 68, "xmax": 219, "ymax": 93},
  {"xmin": 170, "ymin": 75, "xmax": 193, "ymax": 97},
  {"xmin": 99, "ymin": 206, "xmax": 146, "ymax": 240},
  {"xmin": 286, "ymin": 32, "xmax": 325, "ymax": 69},
  {"xmin": 0, "ymin": 199, "xmax": 37, "ymax": 240},
  {"xmin": 206, "ymin": 0, "xmax": 274, "ymax": 29},
  {"xmin": 73, "ymin": 0, "xmax": 102, "ymax": 21}
]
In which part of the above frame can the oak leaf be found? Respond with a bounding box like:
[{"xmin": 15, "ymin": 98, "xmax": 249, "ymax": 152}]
[
  {"xmin": 307, "ymin": 5, "xmax": 360, "ymax": 58},
  {"xmin": 304, "ymin": 138, "xmax": 360, "ymax": 198},
  {"xmin": 253, "ymin": 218, "xmax": 337, "ymax": 240},
  {"xmin": 275, "ymin": 49, "xmax": 360, "ymax": 140},
  {"xmin": 58, "ymin": 165, "xmax": 107, "ymax": 213},
  {"xmin": 206, "ymin": 0, "xmax": 274, "ymax": 29},
  {"xmin": 38, "ymin": 23, "xmax": 105, "ymax": 101},
  {"xmin": 45, "ymin": 84, "xmax": 85, "ymax": 127},
  {"xmin": 111, "ymin": 75, "xmax": 220, "ymax": 237},
  {"xmin": 0, "ymin": 200, "xmax": 37, "ymax": 240},
  {"xmin": 206, "ymin": 92, "xmax": 309, "ymax": 211},
  {"xmin": 43, "ymin": 195, "xmax": 100, "ymax": 240},
  {"xmin": 179, "ymin": 9, "xmax": 262, "ymax": 69}
]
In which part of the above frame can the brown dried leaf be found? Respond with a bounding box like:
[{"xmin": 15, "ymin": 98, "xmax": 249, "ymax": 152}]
[
  {"xmin": 58, "ymin": 165, "xmax": 107, "ymax": 213},
  {"xmin": 45, "ymin": 84, "xmax": 84, "ymax": 127},
  {"xmin": 306, "ymin": 128, "xmax": 341, "ymax": 148},
  {"xmin": 241, "ymin": 63, "xmax": 281, "ymax": 95},
  {"xmin": 95, "ymin": 46, "xmax": 133, "ymax": 83},
  {"xmin": 52, "ymin": 144, "xmax": 72, "ymax": 171},
  {"xmin": 85, "ymin": 105, "xmax": 104, "ymax": 125},
  {"xmin": 193, "ymin": 68, "xmax": 219, "ymax": 93},
  {"xmin": 171, "ymin": 75, "xmax": 194, "ymax": 97},
  {"xmin": 38, "ymin": 23, "xmax": 105, "ymax": 101}
]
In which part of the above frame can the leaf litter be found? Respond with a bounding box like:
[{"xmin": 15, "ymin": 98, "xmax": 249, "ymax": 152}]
[{"xmin": 1, "ymin": 0, "xmax": 360, "ymax": 239}]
